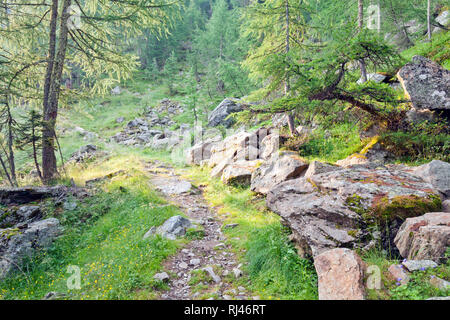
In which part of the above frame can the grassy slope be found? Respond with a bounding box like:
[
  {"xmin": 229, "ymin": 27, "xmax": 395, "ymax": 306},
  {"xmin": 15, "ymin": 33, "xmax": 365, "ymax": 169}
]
[{"xmin": 1, "ymin": 76, "xmax": 318, "ymax": 300}]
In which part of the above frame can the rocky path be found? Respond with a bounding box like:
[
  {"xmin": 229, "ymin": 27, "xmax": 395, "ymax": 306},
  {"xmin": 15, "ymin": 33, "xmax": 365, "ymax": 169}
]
[{"xmin": 144, "ymin": 160, "xmax": 250, "ymax": 300}]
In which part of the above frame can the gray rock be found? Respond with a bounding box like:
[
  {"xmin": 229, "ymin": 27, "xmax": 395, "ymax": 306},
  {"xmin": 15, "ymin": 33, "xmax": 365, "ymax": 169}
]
[
  {"xmin": 430, "ymin": 276, "xmax": 450, "ymax": 290},
  {"xmin": 203, "ymin": 266, "xmax": 221, "ymax": 283},
  {"xmin": 111, "ymin": 86, "xmax": 121, "ymax": 95},
  {"xmin": 189, "ymin": 258, "xmax": 201, "ymax": 266},
  {"xmin": 267, "ymin": 166, "xmax": 439, "ymax": 257},
  {"xmin": 116, "ymin": 117, "xmax": 125, "ymax": 123},
  {"xmin": 179, "ymin": 262, "xmax": 188, "ymax": 269},
  {"xmin": 443, "ymin": 200, "xmax": 450, "ymax": 213},
  {"xmin": 413, "ymin": 160, "xmax": 450, "ymax": 197},
  {"xmin": 232, "ymin": 267, "xmax": 242, "ymax": 278},
  {"xmin": 0, "ymin": 218, "xmax": 62, "ymax": 279},
  {"xmin": 427, "ymin": 296, "xmax": 450, "ymax": 300},
  {"xmin": 402, "ymin": 260, "xmax": 438, "ymax": 272},
  {"xmin": 152, "ymin": 177, "xmax": 192, "ymax": 195},
  {"xmin": 357, "ymin": 73, "xmax": 386, "ymax": 84},
  {"xmin": 69, "ymin": 144, "xmax": 98, "ymax": 163},
  {"xmin": 397, "ymin": 56, "xmax": 450, "ymax": 111},
  {"xmin": 143, "ymin": 215, "xmax": 192, "ymax": 240},
  {"xmin": 394, "ymin": 212, "xmax": 450, "ymax": 263},
  {"xmin": 0, "ymin": 206, "xmax": 41, "ymax": 228},
  {"xmin": 185, "ymin": 136, "xmax": 222, "ymax": 165},
  {"xmin": 208, "ymin": 98, "xmax": 245, "ymax": 127},
  {"xmin": 221, "ymin": 161, "xmax": 259, "ymax": 185},
  {"xmin": 251, "ymin": 152, "xmax": 308, "ymax": 194},
  {"xmin": 304, "ymin": 161, "xmax": 340, "ymax": 178},
  {"xmin": 153, "ymin": 272, "xmax": 170, "ymax": 282}
]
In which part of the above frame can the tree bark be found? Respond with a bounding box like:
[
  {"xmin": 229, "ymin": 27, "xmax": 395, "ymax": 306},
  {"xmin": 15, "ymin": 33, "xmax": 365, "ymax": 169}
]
[
  {"xmin": 358, "ymin": 0, "xmax": 367, "ymax": 83},
  {"xmin": 427, "ymin": 0, "xmax": 432, "ymax": 41},
  {"xmin": 42, "ymin": 0, "xmax": 72, "ymax": 183},
  {"xmin": 284, "ymin": 0, "xmax": 297, "ymax": 136}
]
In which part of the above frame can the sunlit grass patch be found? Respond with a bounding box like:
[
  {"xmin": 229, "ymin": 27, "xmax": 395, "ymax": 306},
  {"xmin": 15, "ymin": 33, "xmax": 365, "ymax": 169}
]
[
  {"xmin": 182, "ymin": 165, "xmax": 318, "ymax": 300},
  {"xmin": 0, "ymin": 167, "xmax": 181, "ymax": 300}
]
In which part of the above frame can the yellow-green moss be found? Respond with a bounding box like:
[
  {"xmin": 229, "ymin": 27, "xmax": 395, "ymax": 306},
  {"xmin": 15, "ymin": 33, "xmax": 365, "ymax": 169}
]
[
  {"xmin": 371, "ymin": 194, "xmax": 442, "ymax": 224},
  {"xmin": 360, "ymin": 135, "xmax": 380, "ymax": 155}
]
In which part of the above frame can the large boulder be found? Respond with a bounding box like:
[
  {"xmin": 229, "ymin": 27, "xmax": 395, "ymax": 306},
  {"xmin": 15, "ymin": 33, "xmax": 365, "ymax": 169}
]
[
  {"xmin": 397, "ymin": 56, "xmax": 450, "ymax": 111},
  {"xmin": 413, "ymin": 160, "xmax": 450, "ymax": 198},
  {"xmin": 0, "ymin": 218, "xmax": 61, "ymax": 279},
  {"xmin": 208, "ymin": 98, "xmax": 245, "ymax": 128},
  {"xmin": 251, "ymin": 152, "xmax": 308, "ymax": 194},
  {"xmin": 267, "ymin": 165, "xmax": 441, "ymax": 257},
  {"xmin": 314, "ymin": 248, "xmax": 366, "ymax": 300},
  {"xmin": 394, "ymin": 212, "xmax": 450, "ymax": 263}
]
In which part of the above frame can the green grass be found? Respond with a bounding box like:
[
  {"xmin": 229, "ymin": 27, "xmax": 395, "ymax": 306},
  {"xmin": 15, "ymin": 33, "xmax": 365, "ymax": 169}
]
[
  {"xmin": 401, "ymin": 31, "xmax": 450, "ymax": 70},
  {"xmin": 0, "ymin": 159, "xmax": 183, "ymax": 300},
  {"xmin": 298, "ymin": 123, "xmax": 364, "ymax": 163},
  {"xmin": 361, "ymin": 249, "xmax": 450, "ymax": 300},
  {"xmin": 182, "ymin": 166, "xmax": 318, "ymax": 300}
]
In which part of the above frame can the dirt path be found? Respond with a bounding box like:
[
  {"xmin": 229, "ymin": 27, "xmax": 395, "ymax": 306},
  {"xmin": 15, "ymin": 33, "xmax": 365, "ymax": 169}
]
[{"xmin": 144, "ymin": 160, "xmax": 251, "ymax": 300}]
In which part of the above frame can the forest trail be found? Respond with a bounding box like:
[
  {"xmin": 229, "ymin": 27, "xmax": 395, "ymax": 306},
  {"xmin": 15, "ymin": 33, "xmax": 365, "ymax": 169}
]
[{"xmin": 144, "ymin": 160, "xmax": 250, "ymax": 300}]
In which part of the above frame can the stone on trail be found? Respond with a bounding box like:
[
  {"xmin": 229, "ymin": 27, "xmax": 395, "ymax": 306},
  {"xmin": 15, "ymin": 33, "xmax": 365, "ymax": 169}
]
[
  {"xmin": 153, "ymin": 272, "xmax": 170, "ymax": 283},
  {"xmin": 203, "ymin": 266, "xmax": 221, "ymax": 284},
  {"xmin": 314, "ymin": 248, "xmax": 366, "ymax": 300},
  {"xmin": 143, "ymin": 215, "xmax": 192, "ymax": 240},
  {"xmin": 151, "ymin": 177, "xmax": 192, "ymax": 195}
]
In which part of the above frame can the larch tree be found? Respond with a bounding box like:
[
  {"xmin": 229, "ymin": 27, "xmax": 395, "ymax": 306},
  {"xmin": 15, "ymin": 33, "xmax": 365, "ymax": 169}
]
[{"xmin": 0, "ymin": 0, "xmax": 179, "ymax": 183}]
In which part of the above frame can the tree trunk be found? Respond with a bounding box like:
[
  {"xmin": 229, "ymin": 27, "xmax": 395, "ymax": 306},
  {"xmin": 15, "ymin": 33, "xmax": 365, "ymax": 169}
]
[
  {"xmin": 358, "ymin": 0, "xmax": 367, "ymax": 83},
  {"xmin": 42, "ymin": 0, "xmax": 72, "ymax": 183},
  {"xmin": 284, "ymin": 0, "xmax": 297, "ymax": 136},
  {"xmin": 427, "ymin": 0, "xmax": 432, "ymax": 41}
]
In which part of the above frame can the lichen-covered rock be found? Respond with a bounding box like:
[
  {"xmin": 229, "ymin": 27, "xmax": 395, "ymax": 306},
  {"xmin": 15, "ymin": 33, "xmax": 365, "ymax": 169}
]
[
  {"xmin": 394, "ymin": 212, "xmax": 450, "ymax": 263},
  {"xmin": 397, "ymin": 56, "xmax": 450, "ymax": 111},
  {"xmin": 251, "ymin": 152, "xmax": 308, "ymax": 194},
  {"xmin": 314, "ymin": 248, "xmax": 366, "ymax": 300},
  {"xmin": 413, "ymin": 160, "xmax": 450, "ymax": 198},
  {"xmin": 0, "ymin": 206, "xmax": 41, "ymax": 228},
  {"xmin": 304, "ymin": 161, "xmax": 340, "ymax": 178},
  {"xmin": 208, "ymin": 98, "xmax": 245, "ymax": 127},
  {"xmin": 267, "ymin": 165, "xmax": 440, "ymax": 256},
  {"xmin": 0, "ymin": 218, "xmax": 62, "ymax": 279}
]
